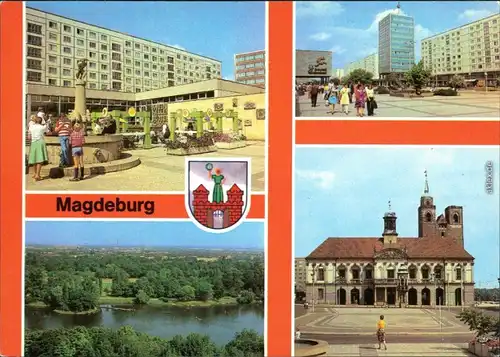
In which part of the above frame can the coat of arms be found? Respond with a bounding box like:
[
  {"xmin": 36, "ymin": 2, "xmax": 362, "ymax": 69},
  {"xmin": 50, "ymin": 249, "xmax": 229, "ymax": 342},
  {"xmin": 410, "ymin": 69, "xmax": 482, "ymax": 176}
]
[{"xmin": 185, "ymin": 158, "xmax": 251, "ymax": 233}]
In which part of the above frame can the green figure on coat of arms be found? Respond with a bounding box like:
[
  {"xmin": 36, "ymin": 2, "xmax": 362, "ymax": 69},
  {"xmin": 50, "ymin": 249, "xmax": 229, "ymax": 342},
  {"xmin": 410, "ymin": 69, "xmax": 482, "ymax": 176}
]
[{"xmin": 206, "ymin": 163, "xmax": 226, "ymax": 203}]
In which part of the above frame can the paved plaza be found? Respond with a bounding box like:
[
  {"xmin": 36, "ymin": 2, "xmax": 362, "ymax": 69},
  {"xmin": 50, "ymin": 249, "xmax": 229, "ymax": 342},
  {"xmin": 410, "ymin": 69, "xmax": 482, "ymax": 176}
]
[
  {"xmin": 321, "ymin": 343, "xmax": 473, "ymax": 356},
  {"xmin": 296, "ymin": 91, "xmax": 500, "ymax": 118},
  {"xmin": 26, "ymin": 141, "xmax": 265, "ymax": 192},
  {"xmin": 295, "ymin": 306, "xmax": 474, "ymax": 356}
]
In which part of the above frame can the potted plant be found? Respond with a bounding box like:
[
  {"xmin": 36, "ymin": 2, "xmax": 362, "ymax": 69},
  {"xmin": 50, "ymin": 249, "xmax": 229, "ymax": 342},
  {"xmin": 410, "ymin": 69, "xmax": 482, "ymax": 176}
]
[{"xmin": 458, "ymin": 309, "xmax": 500, "ymax": 357}]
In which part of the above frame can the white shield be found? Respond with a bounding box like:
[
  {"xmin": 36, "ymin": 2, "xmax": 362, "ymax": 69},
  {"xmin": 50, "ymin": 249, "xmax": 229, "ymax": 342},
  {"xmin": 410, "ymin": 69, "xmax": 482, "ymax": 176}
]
[{"xmin": 185, "ymin": 157, "xmax": 252, "ymax": 233}]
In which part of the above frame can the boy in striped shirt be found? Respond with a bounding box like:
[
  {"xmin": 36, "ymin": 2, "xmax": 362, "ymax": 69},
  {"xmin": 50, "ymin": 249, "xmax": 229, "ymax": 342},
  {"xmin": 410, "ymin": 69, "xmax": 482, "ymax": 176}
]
[{"xmin": 55, "ymin": 115, "xmax": 72, "ymax": 167}]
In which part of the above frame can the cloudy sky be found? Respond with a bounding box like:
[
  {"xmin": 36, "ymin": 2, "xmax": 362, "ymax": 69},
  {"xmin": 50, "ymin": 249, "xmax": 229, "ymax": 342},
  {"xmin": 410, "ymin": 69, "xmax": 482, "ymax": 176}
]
[
  {"xmin": 295, "ymin": 1, "xmax": 500, "ymax": 70},
  {"xmin": 295, "ymin": 146, "xmax": 500, "ymax": 288}
]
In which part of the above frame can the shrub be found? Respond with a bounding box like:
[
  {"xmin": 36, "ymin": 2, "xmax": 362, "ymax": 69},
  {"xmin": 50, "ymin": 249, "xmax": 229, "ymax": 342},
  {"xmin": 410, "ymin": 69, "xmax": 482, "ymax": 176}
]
[
  {"xmin": 375, "ymin": 86, "xmax": 390, "ymax": 94},
  {"xmin": 211, "ymin": 132, "xmax": 246, "ymax": 143},
  {"xmin": 434, "ymin": 89, "xmax": 458, "ymax": 96},
  {"xmin": 164, "ymin": 133, "xmax": 214, "ymax": 150}
]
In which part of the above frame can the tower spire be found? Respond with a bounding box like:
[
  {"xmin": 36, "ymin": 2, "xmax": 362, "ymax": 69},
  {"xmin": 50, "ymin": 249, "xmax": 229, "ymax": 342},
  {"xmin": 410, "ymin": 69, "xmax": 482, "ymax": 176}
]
[
  {"xmin": 396, "ymin": 1, "xmax": 401, "ymax": 14},
  {"xmin": 424, "ymin": 170, "xmax": 429, "ymax": 194},
  {"xmin": 388, "ymin": 200, "xmax": 392, "ymax": 211}
]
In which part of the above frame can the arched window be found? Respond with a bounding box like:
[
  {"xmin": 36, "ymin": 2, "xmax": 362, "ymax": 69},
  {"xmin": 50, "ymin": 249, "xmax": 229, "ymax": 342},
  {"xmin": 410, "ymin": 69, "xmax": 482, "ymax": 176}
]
[
  {"xmin": 453, "ymin": 213, "xmax": 459, "ymax": 223},
  {"xmin": 425, "ymin": 212, "xmax": 432, "ymax": 222}
]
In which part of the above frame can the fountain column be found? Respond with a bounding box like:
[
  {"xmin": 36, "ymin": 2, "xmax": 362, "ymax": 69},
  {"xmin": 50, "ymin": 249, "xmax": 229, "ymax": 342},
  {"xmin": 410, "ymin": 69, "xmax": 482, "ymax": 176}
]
[{"xmin": 74, "ymin": 79, "xmax": 87, "ymax": 119}]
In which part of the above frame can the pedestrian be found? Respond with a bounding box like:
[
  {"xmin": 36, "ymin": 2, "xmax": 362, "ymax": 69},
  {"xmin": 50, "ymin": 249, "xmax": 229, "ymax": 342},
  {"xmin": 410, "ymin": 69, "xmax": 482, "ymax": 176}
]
[
  {"xmin": 377, "ymin": 315, "xmax": 387, "ymax": 350},
  {"xmin": 69, "ymin": 121, "xmax": 85, "ymax": 181},
  {"xmin": 366, "ymin": 84, "xmax": 377, "ymax": 116},
  {"xmin": 310, "ymin": 82, "xmax": 319, "ymax": 107},
  {"xmin": 348, "ymin": 82, "xmax": 354, "ymax": 103},
  {"xmin": 295, "ymin": 327, "xmax": 301, "ymax": 340},
  {"xmin": 36, "ymin": 107, "xmax": 46, "ymax": 124},
  {"xmin": 55, "ymin": 115, "xmax": 72, "ymax": 167},
  {"xmin": 354, "ymin": 83, "xmax": 367, "ymax": 117},
  {"xmin": 327, "ymin": 84, "xmax": 338, "ymax": 114},
  {"xmin": 27, "ymin": 115, "xmax": 49, "ymax": 181},
  {"xmin": 339, "ymin": 83, "xmax": 350, "ymax": 115}
]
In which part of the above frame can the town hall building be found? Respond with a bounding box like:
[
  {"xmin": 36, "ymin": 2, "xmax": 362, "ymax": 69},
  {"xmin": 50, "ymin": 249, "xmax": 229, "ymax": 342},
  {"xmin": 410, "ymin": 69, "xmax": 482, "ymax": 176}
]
[{"xmin": 303, "ymin": 174, "xmax": 475, "ymax": 307}]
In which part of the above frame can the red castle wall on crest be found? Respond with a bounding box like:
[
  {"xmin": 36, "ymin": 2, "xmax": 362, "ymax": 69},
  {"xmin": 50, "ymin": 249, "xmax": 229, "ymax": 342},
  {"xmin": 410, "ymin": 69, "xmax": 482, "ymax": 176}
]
[{"xmin": 191, "ymin": 184, "xmax": 244, "ymax": 228}]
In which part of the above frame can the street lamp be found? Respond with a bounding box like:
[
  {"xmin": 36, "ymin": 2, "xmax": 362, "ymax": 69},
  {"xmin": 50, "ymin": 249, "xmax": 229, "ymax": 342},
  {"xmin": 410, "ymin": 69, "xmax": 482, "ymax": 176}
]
[{"xmin": 311, "ymin": 263, "xmax": 317, "ymax": 313}]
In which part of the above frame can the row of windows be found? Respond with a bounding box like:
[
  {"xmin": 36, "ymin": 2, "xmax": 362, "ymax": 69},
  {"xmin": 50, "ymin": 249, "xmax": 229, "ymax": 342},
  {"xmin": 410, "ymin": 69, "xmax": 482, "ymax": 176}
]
[
  {"xmin": 237, "ymin": 53, "xmax": 265, "ymax": 62},
  {"xmin": 28, "ymin": 22, "xmax": 221, "ymax": 68},
  {"xmin": 236, "ymin": 70, "xmax": 265, "ymax": 78},
  {"xmin": 235, "ymin": 62, "xmax": 265, "ymax": 70}
]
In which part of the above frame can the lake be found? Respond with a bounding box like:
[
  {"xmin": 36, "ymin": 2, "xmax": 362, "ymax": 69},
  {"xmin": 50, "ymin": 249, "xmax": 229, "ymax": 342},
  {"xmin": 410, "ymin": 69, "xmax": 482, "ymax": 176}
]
[{"xmin": 25, "ymin": 304, "xmax": 264, "ymax": 346}]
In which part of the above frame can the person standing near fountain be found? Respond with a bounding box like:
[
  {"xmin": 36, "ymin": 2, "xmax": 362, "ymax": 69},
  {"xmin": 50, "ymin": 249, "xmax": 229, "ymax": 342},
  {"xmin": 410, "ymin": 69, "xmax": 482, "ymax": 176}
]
[
  {"xmin": 69, "ymin": 121, "xmax": 86, "ymax": 181},
  {"xmin": 28, "ymin": 115, "xmax": 49, "ymax": 181},
  {"xmin": 55, "ymin": 115, "xmax": 72, "ymax": 168}
]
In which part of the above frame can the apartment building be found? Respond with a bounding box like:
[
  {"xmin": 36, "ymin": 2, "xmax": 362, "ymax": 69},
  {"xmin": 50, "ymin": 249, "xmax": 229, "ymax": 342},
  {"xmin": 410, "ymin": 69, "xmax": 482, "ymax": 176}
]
[
  {"xmin": 378, "ymin": 11, "xmax": 415, "ymax": 76},
  {"xmin": 295, "ymin": 258, "xmax": 307, "ymax": 292},
  {"xmin": 25, "ymin": 7, "xmax": 222, "ymax": 93},
  {"xmin": 234, "ymin": 50, "xmax": 266, "ymax": 88},
  {"xmin": 421, "ymin": 13, "xmax": 500, "ymax": 83},
  {"xmin": 345, "ymin": 53, "xmax": 379, "ymax": 79}
]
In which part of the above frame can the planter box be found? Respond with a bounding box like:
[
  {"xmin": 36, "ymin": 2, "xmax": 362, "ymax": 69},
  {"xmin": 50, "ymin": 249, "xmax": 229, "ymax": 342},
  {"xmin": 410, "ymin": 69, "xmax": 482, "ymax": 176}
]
[
  {"xmin": 474, "ymin": 343, "xmax": 491, "ymax": 357},
  {"xmin": 215, "ymin": 141, "xmax": 247, "ymax": 150},
  {"xmin": 166, "ymin": 145, "xmax": 217, "ymax": 156}
]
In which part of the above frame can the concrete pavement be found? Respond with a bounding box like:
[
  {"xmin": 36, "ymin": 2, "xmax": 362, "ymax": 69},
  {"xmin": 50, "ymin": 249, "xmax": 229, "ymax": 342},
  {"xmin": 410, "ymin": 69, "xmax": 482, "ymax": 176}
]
[
  {"xmin": 322, "ymin": 343, "xmax": 474, "ymax": 356},
  {"xmin": 26, "ymin": 141, "xmax": 265, "ymax": 192},
  {"xmin": 296, "ymin": 91, "xmax": 500, "ymax": 118}
]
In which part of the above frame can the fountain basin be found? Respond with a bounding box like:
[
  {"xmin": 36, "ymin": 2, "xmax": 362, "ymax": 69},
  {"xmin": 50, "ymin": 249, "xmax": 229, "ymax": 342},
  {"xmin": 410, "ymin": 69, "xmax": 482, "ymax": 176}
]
[
  {"xmin": 27, "ymin": 134, "xmax": 123, "ymax": 165},
  {"xmin": 294, "ymin": 339, "xmax": 329, "ymax": 357}
]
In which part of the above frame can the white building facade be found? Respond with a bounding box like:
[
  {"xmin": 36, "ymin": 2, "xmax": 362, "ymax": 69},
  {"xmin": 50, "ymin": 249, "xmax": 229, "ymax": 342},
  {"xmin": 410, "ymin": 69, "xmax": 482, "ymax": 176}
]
[
  {"xmin": 26, "ymin": 7, "xmax": 222, "ymax": 93},
  {"xmin": 421, "ymin": 13, "xmax": 500, "ymax": 83},
  {"xmin": 345, "ymin": 53, "xmax": 379, "ymax": 79}
]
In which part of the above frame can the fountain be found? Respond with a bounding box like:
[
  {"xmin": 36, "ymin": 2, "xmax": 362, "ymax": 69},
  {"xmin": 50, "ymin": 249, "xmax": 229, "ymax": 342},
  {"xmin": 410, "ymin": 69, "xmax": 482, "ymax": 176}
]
[
  {"xmin": 294, "ymin": 339, "xmax": 329, "ymax": 357},
  {"xmin": 27, "ymin": 59, "xmax": 140, "ymax": 178}
]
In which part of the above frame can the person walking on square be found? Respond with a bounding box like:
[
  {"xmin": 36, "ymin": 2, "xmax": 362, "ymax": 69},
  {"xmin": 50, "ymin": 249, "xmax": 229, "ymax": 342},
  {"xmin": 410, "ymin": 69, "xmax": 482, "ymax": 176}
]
[
  {"xmin": 28, "ymin": 115, "xmax": 49, "ymax": 181},
  {"xmin": 69, "ymin": 121, "xmax": 85, "ymax": 181},
  {"xmin": 355, "ymin": 83, "xmax": 367, "ymax": 117},
  {"xmin": 55, "ymin": 115, "xmax": 72, "ymax": 167},
  {"xmin": 366, "ymin": 84, "xmax": 377, "ymax": 116},
  {"xmin": 339, "ymin": 83, "xmax": 350, "ymax": 115},
  {"xmin": 310, "ymin": 82, "xmax": 319, "ymax": 107},
  {"xmin": 377, "ymin": 315, "xmax": 387, "ymax": 350},
  {"xmin": 327, "ymin": 84, "xmax": 338, "ymax": 114}
]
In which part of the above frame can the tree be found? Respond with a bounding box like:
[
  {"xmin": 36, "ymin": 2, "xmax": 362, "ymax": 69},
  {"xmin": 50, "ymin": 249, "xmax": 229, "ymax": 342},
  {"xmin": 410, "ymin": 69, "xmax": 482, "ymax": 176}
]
[
  {"xmin": 237, "ymin": 290, "xmax": 256, "ymax": 304},
  {"xmin": 458, "ymin": 309, "xmax": 499, "ymax": 338},
  {"xmin": 177, "ymin": 285, "xmax": 196, "ymax": 301},
  {"xmin": 346, "ymin": 69, "xmax": 374, "ymax": 85},
  {"xmin": 195, "ymin": 280, "xmax": 213, "ymax": 301},
  {"xmin": 404, "ymin": 60, "xmax": 432, "ymax": 94},
  {"xmin": 223, "ymin": 329, "xmax": 265, "ymax": 357},
  {"xmin": 134, "ymin": 290, "xmax": 150, "ymax": 305},
  {"xmin": 449, "ymin": 74, "xmax": 466, "ymax": 90},
  {"xmin": 386, "ymin": 72, "xmax": 404, "ymax": 89}
]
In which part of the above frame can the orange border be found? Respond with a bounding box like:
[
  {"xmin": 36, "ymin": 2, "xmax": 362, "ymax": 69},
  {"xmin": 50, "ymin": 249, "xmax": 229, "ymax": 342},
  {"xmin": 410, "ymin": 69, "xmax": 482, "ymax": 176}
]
[
  {"xmin": 26, "ymin": 193, "xmax": 265, "ymax": 219},
  {"xmin": 296, "ymin": 120, "xmax": 500, "ymax": 145},
  {"xmin": 268, "ymin": 2, "xmax": 292, "ymax": 356},
  {"xmin": 0, "ymin": 1, "xmax": 23, "ymax": 355}
]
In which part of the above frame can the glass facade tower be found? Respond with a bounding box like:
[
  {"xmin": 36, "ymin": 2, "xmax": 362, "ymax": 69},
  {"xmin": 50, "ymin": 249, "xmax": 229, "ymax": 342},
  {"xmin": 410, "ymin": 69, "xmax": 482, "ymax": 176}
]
[{"xmin": 378, "ymin": 13, "xmax": 415, "ymax": 75}]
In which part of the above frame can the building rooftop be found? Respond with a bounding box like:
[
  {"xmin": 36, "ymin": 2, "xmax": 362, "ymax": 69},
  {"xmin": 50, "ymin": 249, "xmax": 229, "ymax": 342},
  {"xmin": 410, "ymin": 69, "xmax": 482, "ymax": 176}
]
[
  {"xmin": 421, "ymin": 13, "xmax": 499, "ymax": 42},
  {"xmin": 307, "ymin": 237, "xmax": 474, "ymax": 260},
  {"xmin": 26, "ymin": 6, "xmax": 221, "ymax": 63}
]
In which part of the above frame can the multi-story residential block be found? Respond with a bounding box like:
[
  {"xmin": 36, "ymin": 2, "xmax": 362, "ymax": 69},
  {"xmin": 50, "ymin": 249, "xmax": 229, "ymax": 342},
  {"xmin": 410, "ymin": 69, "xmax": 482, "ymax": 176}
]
[
  {"xmin": 25, "ymin": 7, "xmax": 222, "ymax": 93},
  {"xmin": 301, "ymin": 175, "xmax": 474, "ymax": 307},
  {"xmin": 332, "ymin": 68, "xmax": 345, "ymax": 79},
  {"xmin": 345, "ymin": 53, "xmax": 380, "ymax": 79},
  {"xmin": 421, "ymin": 13, "xmax": 500, "ymax": 84},
  {"xmin": 295, "ymin": 258, "xmax": 307, "ymax": 292},
  {"xmin": 234, "ymin": 50, "xmax": 266, "ymax": 88},
  {"xmin": 378, "ymin": 10, "xmax": 415, "ymax": 77}
]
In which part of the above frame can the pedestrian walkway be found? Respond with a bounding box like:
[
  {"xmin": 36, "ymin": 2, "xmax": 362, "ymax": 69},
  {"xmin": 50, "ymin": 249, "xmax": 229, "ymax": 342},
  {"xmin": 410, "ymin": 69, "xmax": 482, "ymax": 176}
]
[
  {"xmin": 295, "ymin": 92, "xmax": 500, "ymax": 118},
  {"xmin": 326, "ymin": 343, "xmax": 473, "ymax": 356}
]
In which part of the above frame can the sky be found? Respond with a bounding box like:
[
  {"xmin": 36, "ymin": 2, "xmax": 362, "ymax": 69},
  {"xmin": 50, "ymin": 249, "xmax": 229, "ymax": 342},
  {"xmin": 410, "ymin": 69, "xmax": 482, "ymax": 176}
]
[
  {"xmin": 295, "ymin": 146, "xmax": 500, "ymax": 288},
  {"xmin": 295, "ymin": 1, "xmax": 500, "ymax": 70},
  {"xmin": 27, "ymin": 1, "xmax": 265, "ymax": 80},
  {"xmin": 25, "ymin": 221, "xmax": 264, "ymax": 250}
]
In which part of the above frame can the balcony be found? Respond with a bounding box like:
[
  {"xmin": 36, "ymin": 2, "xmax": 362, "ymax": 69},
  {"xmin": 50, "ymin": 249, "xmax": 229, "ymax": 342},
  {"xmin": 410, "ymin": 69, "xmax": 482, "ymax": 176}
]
[{"xmin": 374, "ymin": 279, "xmax": 398, "ymax": 285}]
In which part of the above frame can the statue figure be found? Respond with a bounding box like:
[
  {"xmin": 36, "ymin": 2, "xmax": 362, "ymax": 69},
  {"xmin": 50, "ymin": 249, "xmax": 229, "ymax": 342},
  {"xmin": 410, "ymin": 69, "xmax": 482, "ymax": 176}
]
[
  {"xmin": 76, "ymin": 59, "xmax": 88, "ymax": 80},
  {"xmin": 206, "ymin": 164, "xmax": 226, "ymax": 203}
]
